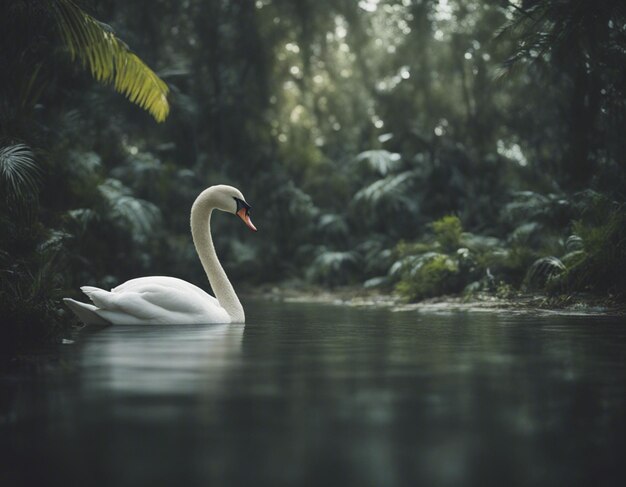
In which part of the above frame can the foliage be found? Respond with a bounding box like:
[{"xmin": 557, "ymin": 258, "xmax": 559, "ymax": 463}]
[
  {"xmin": 0, "ymin": 271, "xmax": 66, "ymax": 350},
  {"xmin": 432, "ymin": 216, "xmax": 463, "ymax": 253},
  {"xmin": 354, "ymin": 150, "xmax": 402, "ymax": 177},
  {"xmin": 524, "ymin": 256, "xmax": 566, "ymax": 290},
  {"xmin": 392, "ymin": 215, "xmax": 470, "ymax": 300},
  {"xmin": 561, "ymin": 204, "xmax": 626, "ymax": 295},
  {"xmin": 0, "ymin": 144, "xmax": 40, "ymax": 202},
  {"xmin": 395, "ymin": 253, "xmax": 461, "ymax": 301},
  {"xmin": 307, "ymin": 249, "xmax": 360, "ymax": 287},
  {"xmin": 497, "ymin": 0, "xmax": 626, "ymax": 187},
  {"xmin": 98, "ymin": 178, "xmax": 162, "ymax": 243},
  {"xmin": 476, "ymin": 244, "xmax": 538, "ymax": 288},
  {"xmin": 52, "ymin": 0, "xmax": 169, "ymax": 122},
  {"xmin": 350, "ymin": 170, "xmax": 421, "ymax": 237},
  {"xmin": 0, "ymin": 217, "xmax": 70, "ymax": 349}
]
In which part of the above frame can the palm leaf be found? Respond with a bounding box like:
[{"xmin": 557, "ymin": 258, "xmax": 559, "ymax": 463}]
[
  {"xmin": 353, "ymin": 170, "xmax": 418, "ymax": 208},
  {"xmin": 52, "ymin": 0, "xmax": 170, "ymax": 122},
  {"xmin": 354, "ymin": 150, "xmax": 402, "ymax": 176},
  {"xmin": 98, "ymin": 178, "xmax": 162, "ymax": 242},
  {"xmin": 0, "ymin": 144, "xmax": 41, "ymax": 200}
]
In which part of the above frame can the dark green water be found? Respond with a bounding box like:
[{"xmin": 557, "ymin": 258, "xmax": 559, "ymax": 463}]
[{"xmin": 1, "ymin": 300, "xmax": 625, "ymax": 487}]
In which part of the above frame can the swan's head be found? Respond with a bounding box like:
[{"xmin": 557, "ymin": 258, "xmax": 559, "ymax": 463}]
[{"xmin": 211, "ymin": 185, "xmax": 257, "ymax": 232}]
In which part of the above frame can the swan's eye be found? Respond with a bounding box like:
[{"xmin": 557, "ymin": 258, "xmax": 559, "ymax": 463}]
[{"xmin": 234, "ymin": 197, "xmax": 252, "ymax": 214}]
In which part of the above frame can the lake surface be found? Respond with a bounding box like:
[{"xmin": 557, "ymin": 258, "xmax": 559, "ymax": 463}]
[{"xmin": 1, "ymin": 300, "xmax": 625, "ymax": 487}]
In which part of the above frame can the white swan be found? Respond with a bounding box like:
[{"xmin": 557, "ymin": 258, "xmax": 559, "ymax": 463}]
[{"xmin": 63, "ymin": 185, "xmax": 257, "ymax": 325}]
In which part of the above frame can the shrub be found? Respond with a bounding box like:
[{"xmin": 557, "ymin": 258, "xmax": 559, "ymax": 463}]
[
  {"xmin": 561, "ymin": 204, "xmax": 626, "ymax": 294},
  {"xmin": 395, "ymin": 253, "xmax": 461, "ymax": 300},
  {"xmin": 307, "ymin": 249, "xmax": 360, "ymax": 287},
  {"xmin": 0, "ymin": 249, "xmax": 69, "ymax": 351},
  {"xmin": 477, "ymin": 245, "xmax": 539, "ymax": 287},
  {"xmin": 432, "ymin": 215, "xmax": 462, "ymax": 252}
]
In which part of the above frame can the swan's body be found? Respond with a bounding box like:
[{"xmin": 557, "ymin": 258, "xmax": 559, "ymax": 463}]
[{"xmin": 64, "ymin": 185, "xmax": 257, "ymax": 325}]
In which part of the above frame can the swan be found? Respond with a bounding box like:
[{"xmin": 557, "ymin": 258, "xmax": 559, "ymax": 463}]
[{"xmin": 63, "ymin": 185, "xmax": 257, "ymax": 325}]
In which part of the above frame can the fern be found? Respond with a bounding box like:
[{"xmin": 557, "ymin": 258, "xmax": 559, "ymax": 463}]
[
  {"xmin": 0, "ymin": 144, "xmax": 41, "ymax": 201},
  {"xmin": 98, "ymin": 179, "xmax": 161, "ymax": 242},
  {"xmin": 308, "ymin": 249, "xmax": 359, "ymax": 285},
  {"xmin": 52, "ymin": 0, "xmax": 170, "ymax": 122},
  {"xmin": 353, "ymin": 170, "xmax": 418, "ymax": 210},
  {"xmin": 354, "ymin": 150, "xmax": 402, "ymax": 176}
]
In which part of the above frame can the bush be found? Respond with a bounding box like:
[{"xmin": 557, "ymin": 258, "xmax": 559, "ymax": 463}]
[
  {"xmin": 395, "ymin": 253, "xmax": 462, "ymax": 300},
  {"xmin": 561, "ymin": 204, "xmax": 626, "ymax": 295},
  {"xmin": 0, "ymin": 251, "xmax": 69, "ymax": 351},
  {"xmin": 432, "ymin": 215, "xmax": 462, "ymax": 252},
  {"xmin": 307, "ymin": 249, "xmax": 360, "ymax": 287},
  {"xmin": 477, "ymin": 245, "xmax": 539, "ymax": 288}
]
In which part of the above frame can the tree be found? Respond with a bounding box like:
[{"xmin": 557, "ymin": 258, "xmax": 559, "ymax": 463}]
[{"xmin": 499, "ymin": 0, "xmax": 626, "ymax": 188}]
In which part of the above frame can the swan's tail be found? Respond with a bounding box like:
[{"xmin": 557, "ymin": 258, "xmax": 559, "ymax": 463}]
[{"xmin": 63, "ymin": 298, "xmax": 110, "ymax": 325}]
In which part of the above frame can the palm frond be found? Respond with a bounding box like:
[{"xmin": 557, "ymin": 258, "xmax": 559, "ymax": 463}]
[
  {"xmin": 0, "ymin": 144, "xmax": 41, "ymax": 201},
  {"xmin": 354, "ymin": 150, "xmax": 402, "ymax": 176},
  {"xmin": 68, "ymin": 150, "xmax": 102, "ymax": 178},
  {"xmin": 351, "ymin": 171, "xmax": 420, "ymax": 230},
  {"xmin": 37, "ymin": 230, "xmax": 72, "ymax": 254},
  {"xmin": 353, "ymin": 170, "xmax": 418, "ymax": 208},
  {"xmin": 307, "ymin": 248, "xmax": 359, "ymax": 285},
  {"xmin": 312, "ymin": 250, "xmax": 358, "ymax": 271},
  {"xmin": 66, "ymin": 208, "xmax": 99, "ymax": 235},
  {"xmin": 52, "ymin": 0, "xmax": 170, "ymax": 122},
  {"xmin": 524, "ymin": 256, "xmax": 566, "ymax": 289},
  {"xmin": 317, "ymin": 213, "xmax": 349, "ymax": 240},
  {"xmin": 98, "ymin": 178, "xmax": 162, "ymax": 242}
]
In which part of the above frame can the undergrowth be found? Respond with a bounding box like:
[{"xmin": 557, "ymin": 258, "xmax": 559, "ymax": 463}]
[{"xmin": 560, "ymin": 203, "xmax": 626, "ymax": 296}]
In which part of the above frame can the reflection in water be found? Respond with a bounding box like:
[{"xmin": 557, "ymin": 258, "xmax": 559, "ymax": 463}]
[
  {"xmin": 1, "ymin": 300, "xmax": 625, "ymax": 487},
  {"xmin": 80, "ymin": 324, "xmax": 244, "ymax": 397}
]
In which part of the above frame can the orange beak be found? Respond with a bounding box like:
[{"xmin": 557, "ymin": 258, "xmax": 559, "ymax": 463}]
[{"xmin": 237, "ymin": 208, "xmax": 257, "ymax": 232}]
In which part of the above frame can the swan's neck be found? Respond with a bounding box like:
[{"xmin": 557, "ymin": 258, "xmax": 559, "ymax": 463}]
[{"xmin": 190, "ymin": 189, "xmax": 244, "ymax": 323}]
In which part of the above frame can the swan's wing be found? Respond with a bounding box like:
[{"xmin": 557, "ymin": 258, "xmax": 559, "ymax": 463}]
[
  {"xmin": 112, "ymin": 276, "xmax": 220, "ymax": 306},
  {"xmin": 63, "ymin": 298, "xmax": 111, "ymax": 325},
  {"xmin": 80, "ymin": 283, "xmax": 229, "ymax": 324},
  {"xmin": 81, "ymin": 286, "xmax": 156, "ymax": 319}
]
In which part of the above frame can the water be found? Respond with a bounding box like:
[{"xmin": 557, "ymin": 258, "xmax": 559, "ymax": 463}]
[{"xmin": 1, "ymin": 300, "xmax": 625, "ymax": 487}]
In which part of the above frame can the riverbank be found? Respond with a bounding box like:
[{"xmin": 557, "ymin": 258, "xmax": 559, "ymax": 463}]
[{"xmin": 250, "ymin": 284, "xmax": 626, "ymax": 316}]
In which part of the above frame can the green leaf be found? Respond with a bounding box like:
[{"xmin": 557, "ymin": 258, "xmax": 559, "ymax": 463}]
[
  {"xmin": 52, "ymin": 0, "xmax": 170, "ymax": 122},
  {"xmin": 0, "ymin": 144, "xmax": 41, "ymax": 201}
]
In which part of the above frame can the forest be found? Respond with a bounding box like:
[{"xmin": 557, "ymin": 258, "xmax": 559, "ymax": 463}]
[{"xmin": 1, "ymin": 0, "xmax": 625, "ymax": 345}]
